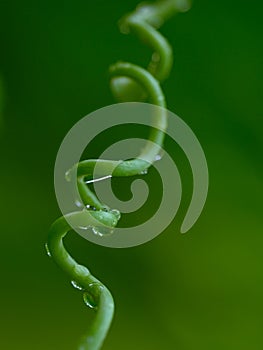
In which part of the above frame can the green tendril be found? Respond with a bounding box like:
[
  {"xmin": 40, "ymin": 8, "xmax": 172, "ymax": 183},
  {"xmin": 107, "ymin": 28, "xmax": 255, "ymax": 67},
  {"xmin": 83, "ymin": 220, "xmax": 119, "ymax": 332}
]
[
  {"xmin": 46, "ymin": 1, "xmax": 191, "ymax": 349},
  {"xmin": 47, "ymin": 215, "xmax": 114, "ymax": 350}
]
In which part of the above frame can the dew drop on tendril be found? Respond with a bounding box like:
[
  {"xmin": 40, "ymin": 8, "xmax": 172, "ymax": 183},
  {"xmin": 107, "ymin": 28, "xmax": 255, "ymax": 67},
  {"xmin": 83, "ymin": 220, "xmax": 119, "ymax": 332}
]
[
  {"xmin": 45, "ymin": 243, "xmax": 51, "ymax": 257},
  {"xmin": 86, "ymin": 205, "xmax": 97, "ymax": 211},
  {"xmin": 71, "ymin": 280, "xmax": 83, "ymax": 291},
  {"xmin": 92, "ymin": 226, "xmax": 114, "ymax": 237},
  {"xmin": 75, "ymin": 200, "xmax": 83, "ymax": 208},
  {"xmin": 78, "ymin": 225, "xmax": 89, "ymax": 231},
  {"xmin": 155, "ymin": 154, "xmax": 162, "ymax": 161},
  {"xmin": 110, "ymin": 209, "xmax": 121, "ymax": 221},
  {"xmin": 83, "ymin": 291, "xmax": 97, "ymax": 310},
  {"xmin": 65, "ymin": 170, "xmax": 71, "ymax": 182}
]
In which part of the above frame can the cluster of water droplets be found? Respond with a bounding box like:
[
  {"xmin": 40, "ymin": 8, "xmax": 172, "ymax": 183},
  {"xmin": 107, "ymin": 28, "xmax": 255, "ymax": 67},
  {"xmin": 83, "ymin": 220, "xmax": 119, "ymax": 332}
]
[
  {"xmin": 65, "ymin": 166, "xmax": 122, "ymax": 237},
  {"xmin": 139, "ymin": 169, "xmax": 148, "ymax": 175},
  {"xmin": 138, "ymin": 153, "xmax": 162, "ymax": 175},
  {"xmin": 70, "ymin": 281, "xmax": 102, "ymax": 310},
  {"xmin": 76, "ymin": 207, "xmax": 121, "ymax": 238},
  {"xmin": 62, "ymin": 153, "xmax": 162, "ymax": 241}
]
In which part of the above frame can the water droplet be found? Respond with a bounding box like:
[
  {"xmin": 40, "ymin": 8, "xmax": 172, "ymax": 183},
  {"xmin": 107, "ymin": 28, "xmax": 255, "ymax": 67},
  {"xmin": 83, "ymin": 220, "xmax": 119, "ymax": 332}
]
[
  {"xmin": 86, "ymin": 205, "xmax": 97, "ymax": 211},
  {"xmin": 74, "ymin": 264, "xmax": 90, "ymax": 276},
  {"xmin": 155, "ymin": 154, "xmax": 162, "ymax": 161},
  {"xmin": 92, "ymin": 226, "xmax": 114, "ymax": 237},
  {"xmin": 75, "ymin": 200, "xmax": 83, "ymax": 208},
  {"xmin": 78, "ymin": 225, "xmax": 89, "ymax": 231},
  {"xmin": 65, "ymin": 170, "xmax": 71, "ymax": 182},
  {"xmin": 45, "ymin": 243, "xmax": 51, "ymax": 257},
  {"xmin": 110, "ymin": 209, "xmax": 121, "ymax": 221},
  {"xmin": 83, "ymin": 291, "xmax": 97, "ymax": 310},
  {"xmin": 140, "ymin": 169, "xmax": 148, "ymax": 175},
  {"xmin": 71, "ymin": 280, "xmax": 83, "ymax": 291}
]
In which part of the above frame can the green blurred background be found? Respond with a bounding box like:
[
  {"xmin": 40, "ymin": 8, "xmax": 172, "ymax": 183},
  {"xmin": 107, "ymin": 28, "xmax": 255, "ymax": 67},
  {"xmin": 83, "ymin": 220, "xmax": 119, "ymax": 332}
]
[{"xmin": 0, "ymin": 0, "xmax": 263, "ymax": 349}]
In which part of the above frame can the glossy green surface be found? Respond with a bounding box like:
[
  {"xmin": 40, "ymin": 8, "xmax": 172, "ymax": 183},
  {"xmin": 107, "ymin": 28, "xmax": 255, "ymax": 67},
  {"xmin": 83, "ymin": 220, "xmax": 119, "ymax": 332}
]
[{"xmin": 47, "ymin": 1, "xmax": 184, "ymax": 349}]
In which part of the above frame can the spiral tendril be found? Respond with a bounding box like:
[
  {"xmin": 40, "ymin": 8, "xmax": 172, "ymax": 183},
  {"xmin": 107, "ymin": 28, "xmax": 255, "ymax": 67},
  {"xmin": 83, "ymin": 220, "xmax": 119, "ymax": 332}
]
[{"xmin": 46, "ymin": 1, "xmax": 191, "ymax": 349}]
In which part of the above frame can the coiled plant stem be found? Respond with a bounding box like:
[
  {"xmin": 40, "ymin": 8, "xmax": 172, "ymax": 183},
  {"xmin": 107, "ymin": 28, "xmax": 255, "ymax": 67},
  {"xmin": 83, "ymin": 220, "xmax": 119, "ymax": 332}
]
[{"xmin": 47, "ymin": 1, "xmax": 191, "ymax": 349}]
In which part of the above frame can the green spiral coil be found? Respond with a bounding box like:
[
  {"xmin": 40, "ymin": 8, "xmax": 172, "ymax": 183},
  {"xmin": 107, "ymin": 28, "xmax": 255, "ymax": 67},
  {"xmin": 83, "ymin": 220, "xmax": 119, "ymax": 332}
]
[{"xmin": 46, "ymin": 1, "xmax": 191, "ymax": 349}]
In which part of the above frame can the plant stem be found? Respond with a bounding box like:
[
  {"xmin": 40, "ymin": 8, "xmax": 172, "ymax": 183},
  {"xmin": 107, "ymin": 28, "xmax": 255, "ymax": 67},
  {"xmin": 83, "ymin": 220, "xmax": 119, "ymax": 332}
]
[{"xmin": 47, "ymin": 1, "xmax": 191, "ymax": 349}]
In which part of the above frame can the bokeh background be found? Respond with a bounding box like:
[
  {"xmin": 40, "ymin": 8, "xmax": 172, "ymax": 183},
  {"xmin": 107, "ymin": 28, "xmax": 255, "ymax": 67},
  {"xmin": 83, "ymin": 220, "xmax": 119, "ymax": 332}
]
[{"xmin": 0, "ymin": 0, "xmax": 263, "ymax": 349}]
